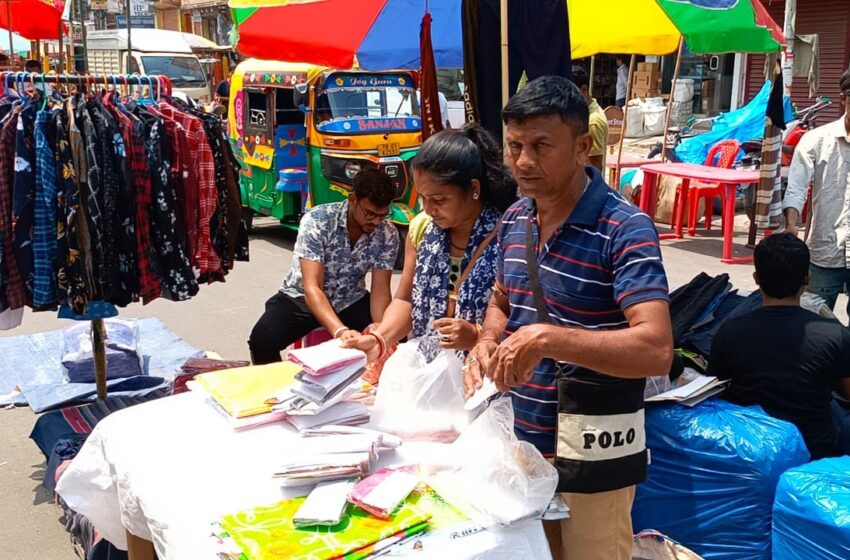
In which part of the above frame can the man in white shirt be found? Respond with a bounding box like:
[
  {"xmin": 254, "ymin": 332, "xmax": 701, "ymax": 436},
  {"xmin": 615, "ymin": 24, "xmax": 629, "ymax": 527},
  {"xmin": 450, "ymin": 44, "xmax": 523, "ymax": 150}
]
[
  {"xmin": 784, "ymin": 68, "xmax": 850, "ymax": 316},
  {"xmin": 615, "ymin": 56, "xmax": 628, "ymax": 108}
]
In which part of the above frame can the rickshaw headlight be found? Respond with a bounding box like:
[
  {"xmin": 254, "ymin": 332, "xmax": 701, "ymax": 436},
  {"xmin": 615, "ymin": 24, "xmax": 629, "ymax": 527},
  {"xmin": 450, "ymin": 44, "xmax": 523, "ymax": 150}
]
[{"xmin": 344, "ymin": 161, "xmax": 362, "ymax": 179}]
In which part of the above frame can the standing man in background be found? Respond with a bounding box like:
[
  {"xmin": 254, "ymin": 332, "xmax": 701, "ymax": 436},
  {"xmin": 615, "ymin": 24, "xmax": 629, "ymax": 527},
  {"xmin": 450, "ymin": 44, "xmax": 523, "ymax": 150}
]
[
  {"xmin": 783, "ymin": 68, "xmax": 850, "ymax": 316},
  {"xmin": 615, "ymin": 56, "xmax": 628, "ymax": 108},
  {"xmin": 571, "ymin": 65, "xmax": 608, "ymax": 171}
]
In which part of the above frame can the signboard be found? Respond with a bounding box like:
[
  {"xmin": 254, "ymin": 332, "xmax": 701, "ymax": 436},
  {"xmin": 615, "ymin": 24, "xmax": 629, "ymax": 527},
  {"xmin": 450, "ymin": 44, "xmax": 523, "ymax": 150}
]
[
  {"xmin": 116, "ymin": 15, "xmax": 155, "ymax": 28},
  {"xmin": 604, "ymin": 106, "xmax": 624, "ymax": 146},
  {"xmin": 324, "ymin": 74, "xmax": 413, "ymax": 92},
  {"xmin": 130, "ymin": 0, "xmax": 151, "ymax": 16},
  {"xmin": 90, "ymin": 0, "xmax": 109, "ymax": 10}
]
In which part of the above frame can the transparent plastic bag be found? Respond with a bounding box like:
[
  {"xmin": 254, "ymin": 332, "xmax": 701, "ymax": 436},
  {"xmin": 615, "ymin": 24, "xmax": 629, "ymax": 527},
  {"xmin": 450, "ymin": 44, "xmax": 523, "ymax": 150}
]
[
  {"xmin": 60, "ymin": 318, "xmax": 143, "ymax": 383},
  {"xmin": 425, "ymin": 397, "xmax": 559, "ymax": 528},
  {"xmin": 371, "ymin": 338, "xmax": 472, "ymax": 441}
]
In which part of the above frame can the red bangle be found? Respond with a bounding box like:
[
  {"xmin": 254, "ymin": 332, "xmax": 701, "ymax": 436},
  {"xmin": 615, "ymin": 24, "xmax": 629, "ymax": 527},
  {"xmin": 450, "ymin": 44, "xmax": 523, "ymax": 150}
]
[{"xmin": 368, "ymin": 332, "xmax": 387, "ymax": 356}]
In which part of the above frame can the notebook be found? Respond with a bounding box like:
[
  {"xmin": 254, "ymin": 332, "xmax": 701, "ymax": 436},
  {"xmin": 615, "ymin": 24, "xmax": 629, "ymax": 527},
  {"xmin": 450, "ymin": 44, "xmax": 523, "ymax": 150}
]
[
  {"xmin": 194, "ymin": 362, "xmax": 301, "ymax": 418},
  {"xmin": 287, "ymin": 340, "xmax": 367, "ymax": 376}
]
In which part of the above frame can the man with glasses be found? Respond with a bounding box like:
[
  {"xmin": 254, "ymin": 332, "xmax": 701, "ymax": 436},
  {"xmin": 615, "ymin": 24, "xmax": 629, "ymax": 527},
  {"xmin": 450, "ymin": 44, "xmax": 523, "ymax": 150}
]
[
  {"xmin": 249, "ymin": 168, "xmax": 399, "ymax": 363},
  {"xmin": 784, "ymin": 68, "xmax": 850, "ymax": 317}
]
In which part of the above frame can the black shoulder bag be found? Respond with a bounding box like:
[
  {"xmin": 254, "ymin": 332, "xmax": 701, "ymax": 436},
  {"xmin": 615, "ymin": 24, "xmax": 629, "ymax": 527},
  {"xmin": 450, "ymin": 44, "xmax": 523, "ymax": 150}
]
[{"xmin": 525, "ymin": 217, "xmax": 648, "ymax": 494}]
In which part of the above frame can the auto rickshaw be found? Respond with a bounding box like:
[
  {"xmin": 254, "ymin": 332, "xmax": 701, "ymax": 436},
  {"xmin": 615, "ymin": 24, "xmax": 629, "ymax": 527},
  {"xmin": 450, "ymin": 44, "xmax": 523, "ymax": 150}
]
[{"xmin": 228, "ymin": 59, "xmax": 422, "ymax": 236}]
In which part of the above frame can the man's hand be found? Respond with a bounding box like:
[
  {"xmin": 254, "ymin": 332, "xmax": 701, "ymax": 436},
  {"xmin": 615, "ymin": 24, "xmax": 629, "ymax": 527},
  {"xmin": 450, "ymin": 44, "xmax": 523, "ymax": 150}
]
[
  {"xmin": 342, "ymin": 334, "xmax": 381, "ymax": 363},
  {"xmin": 433, "ymin": 318, "xmax": 479, "ymax": 351},
  {"xmin": 463, "ymin": 339, "xmax": 498, "ymax": 398},
  {"xmin": 490, "ymin": 324, "xmax": 548, "ymax": 392},
  {"xmin": 784, "ymin": 224, "xmax": 799, "ymax": 238}
]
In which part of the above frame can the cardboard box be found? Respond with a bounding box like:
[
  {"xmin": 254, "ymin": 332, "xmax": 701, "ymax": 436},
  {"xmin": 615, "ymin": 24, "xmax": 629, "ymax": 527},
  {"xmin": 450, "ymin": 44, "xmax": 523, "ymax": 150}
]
[
  {"xmin": 633, "ymin": 73, "xmax": 660, "ymax": 89},
  {"xmin": 632, "ymin": 88, "xmax": 660, "ymax": 99},
  {"xmin": 637, "ymin": 62, "xmax": 660, "ymax": 72}
]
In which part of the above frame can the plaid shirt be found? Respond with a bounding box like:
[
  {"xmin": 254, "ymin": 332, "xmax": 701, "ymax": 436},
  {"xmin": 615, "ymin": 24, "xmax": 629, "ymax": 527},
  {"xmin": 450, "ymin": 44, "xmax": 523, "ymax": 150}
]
[
  {"xmin": 157, "ymin": 102, "xmax": 220, "ymax": 275},
  {"xmin": 105, "ymin": 97, "xmax": 161, "ymax": 304},
  {"xmin": 0, "ymin": 110, "xmax": 24, "ymax": 310},
  {"xmin": 33, "ymin": 109, "xmax": 58, "ymax": 307}
]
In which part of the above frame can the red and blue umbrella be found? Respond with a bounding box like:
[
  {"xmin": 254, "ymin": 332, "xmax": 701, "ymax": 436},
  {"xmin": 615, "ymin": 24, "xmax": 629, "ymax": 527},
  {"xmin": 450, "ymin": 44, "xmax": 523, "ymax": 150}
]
[{"xmin": 230, "ymin": 0, "xmax": 463, "ymax": 70}]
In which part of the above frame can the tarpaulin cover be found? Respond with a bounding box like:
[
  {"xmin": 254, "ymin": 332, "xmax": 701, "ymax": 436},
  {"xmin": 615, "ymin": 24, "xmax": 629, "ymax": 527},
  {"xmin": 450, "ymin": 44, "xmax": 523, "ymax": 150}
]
[
  {"xmin": 0, "ymin": 317, "xmax": 202, "ymax": 411},
  {"xmin": 633, "ymin": 399, "xmax": 809, "ymax": 560},
  {"xmin": 674, "ymin": 81, "xmax": 792, "ymax": 165},
  {"xmin": 772, "ymin": 457, "xmax": 850, "ymax": 560}
]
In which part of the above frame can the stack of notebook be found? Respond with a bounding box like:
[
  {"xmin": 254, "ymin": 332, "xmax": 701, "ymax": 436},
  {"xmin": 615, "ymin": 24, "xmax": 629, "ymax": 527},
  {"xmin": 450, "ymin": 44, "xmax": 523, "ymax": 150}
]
[{"xmin": 274, "ymin": 431, "xmax": 385, "ymax": 487}]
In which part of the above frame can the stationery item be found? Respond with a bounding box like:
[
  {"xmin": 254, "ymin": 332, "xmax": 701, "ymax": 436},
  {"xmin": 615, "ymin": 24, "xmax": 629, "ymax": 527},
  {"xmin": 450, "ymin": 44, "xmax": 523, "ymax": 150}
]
[
  {"xmin": 301, "ymin": 426, "xmax": 403, "ymax": 450},
  {"xmin": 349, "ymin": 467, "xmax": 420, "ymax": 519},
  {"xmin": 463, "ymin": 377, "xmax": 500, "ymax": 411},
  {"xmin": 293, "ymin": 363, "xmax": 365, "ymax": 405},
  {"xmin": 645, "ymin": 369, "xmax": 730, "ymax": 407},
  {"xmin": 287, "ymin": 402, "xmax": 369, "ymax": 432},
  {"xmin": 271, "ymin": 383, "xmax": 360, "ymax": 415},
  {"xmin": 194, "ymin": 362, "xmax": 301, "ymax": 418},
  {"xmin": 336, "ymin": 521, "xmax": 429, "ymax": 560},
  {"xmin": 219, "ymin": 495, "xmax": 431, "ymax": 560},
  {"xmin": 298, "ymin": 433, "xmax": 383, "ymax": 458},
  {"xmin": 293, "ymin": 479, "xmax": 357, "ymax": 528},
  {"xmin": 275, "ymin": 452, "xmax": 372, "ymax": 487},
  {"xmin": 287, "ymin": 340, "xmax": 367, "ymax": 376}
]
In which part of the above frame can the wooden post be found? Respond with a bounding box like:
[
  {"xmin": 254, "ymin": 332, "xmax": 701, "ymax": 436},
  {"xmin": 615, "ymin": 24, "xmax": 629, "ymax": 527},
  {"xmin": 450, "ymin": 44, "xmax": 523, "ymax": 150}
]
[
  {"xmin": 92, "ymin": 319, "xmax": 108, "ymax": 400},
  {"xmin": 126, "ymin": 531, "xmax": 155, "ymax": 560},
  {"xmin": 614, "ymin": 55, "xmax": 636, "ymax": 189},
  {"xmin": 5, "ymin": 0, "xmax": 13, "ymax": 69},
  {"xmin": 588, "ymin": 55, "xmax": 595, "ymax": 97},
  {"xmin": 661, "ymin": 37, "xmax": 685, "ymax": 163},
  {"xmin": 499, "ymin": 0, "xmax": 508, "ymax": 141}
]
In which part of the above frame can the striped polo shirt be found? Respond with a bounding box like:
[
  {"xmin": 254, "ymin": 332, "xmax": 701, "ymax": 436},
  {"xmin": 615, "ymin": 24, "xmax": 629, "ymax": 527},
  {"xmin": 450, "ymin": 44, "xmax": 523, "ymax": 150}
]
[{"xmin": 497, "ymin": 166, "xmax": 669, "ymax": 457}]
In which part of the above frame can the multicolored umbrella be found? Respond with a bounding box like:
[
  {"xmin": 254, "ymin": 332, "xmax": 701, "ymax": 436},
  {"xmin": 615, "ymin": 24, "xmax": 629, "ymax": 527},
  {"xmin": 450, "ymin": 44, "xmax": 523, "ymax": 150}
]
[
  {"xmin": 230, "ymin": 0, "xmax": 463, "ymax": 70},
  {"xmin": 0, "ymin": 0, "xmax": 64, "ymax": 41},
  {"xmin": 570, "ymin": 0, "xmax": 784, "ymax": 58}
]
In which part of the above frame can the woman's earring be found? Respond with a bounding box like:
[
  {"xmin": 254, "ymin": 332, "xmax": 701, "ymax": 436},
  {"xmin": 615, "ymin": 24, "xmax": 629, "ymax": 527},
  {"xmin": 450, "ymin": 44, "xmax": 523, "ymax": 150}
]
[{"xmin": 473, "ymin": 192, "xmax": 480, "ymax": 200}]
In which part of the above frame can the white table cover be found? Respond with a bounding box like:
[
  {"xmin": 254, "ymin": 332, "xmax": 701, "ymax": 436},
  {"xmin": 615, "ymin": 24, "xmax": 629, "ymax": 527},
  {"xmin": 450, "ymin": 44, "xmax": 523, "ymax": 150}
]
[{"xmin": 57, "ymin": 391, "xmax": 552, "ymax": 560}]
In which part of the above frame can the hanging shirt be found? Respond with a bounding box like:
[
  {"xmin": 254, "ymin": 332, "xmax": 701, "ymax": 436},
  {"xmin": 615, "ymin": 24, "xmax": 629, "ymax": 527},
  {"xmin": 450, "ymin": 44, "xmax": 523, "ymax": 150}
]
[
  {"xmin": 77, "ymin": 101, "xmax": 107, "ymax": 300},
  {"xmin": 33, "ymin": 109, "xmax": 59, "ymax": 307},
  {"xmin": 0, "ymin": 110, "xmax": 25, "ymax": 311},
  {"xmin": 156, "ymin": 102, "xmax": 221, "ymax": 276},
  {"xmin": 13, "ymin": 103, "xmax": 36, "ymax": 302}
]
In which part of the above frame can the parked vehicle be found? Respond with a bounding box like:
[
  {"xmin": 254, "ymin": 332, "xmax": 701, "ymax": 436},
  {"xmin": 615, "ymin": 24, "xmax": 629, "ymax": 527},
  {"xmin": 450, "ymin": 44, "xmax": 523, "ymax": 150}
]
[
  {"xmin": 86, "ymin": 29, "xmax": 211, "ymax": 102},
  {"xmin": 227, "ymin": 59, "xmax": 422, "ymax": 239}
]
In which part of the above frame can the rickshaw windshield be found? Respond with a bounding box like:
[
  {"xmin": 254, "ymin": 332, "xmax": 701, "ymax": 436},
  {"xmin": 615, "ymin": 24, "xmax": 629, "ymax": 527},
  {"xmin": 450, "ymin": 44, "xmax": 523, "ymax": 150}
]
[{"xmin": 314, "ymin": 74, "xmax": 421, "ymax": 134}]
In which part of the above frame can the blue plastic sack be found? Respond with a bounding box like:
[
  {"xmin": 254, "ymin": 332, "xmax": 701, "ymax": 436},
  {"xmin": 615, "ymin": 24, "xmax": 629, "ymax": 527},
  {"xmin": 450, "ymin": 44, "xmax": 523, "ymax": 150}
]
[
  {"xmin": 633, "ymin": 399, "xmax": 809, "ymax": 560},
  {"xmin": 773, "ymin": 457, "xmax": 850, "ymax": 559},
  {"xmin": 674, "ymin": 81, "xmax": 793, "ymax": 165}
]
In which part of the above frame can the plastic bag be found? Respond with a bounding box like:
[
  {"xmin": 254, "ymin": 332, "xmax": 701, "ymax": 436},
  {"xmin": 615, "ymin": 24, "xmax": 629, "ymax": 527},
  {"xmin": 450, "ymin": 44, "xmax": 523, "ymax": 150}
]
[
  {"xmin": 426, "ymin": 397, "xmax": 558, "ymax": 528},
  {"xmin": 632, "ymin": 399, "xmax": 809, "ymax": 560},
  {"xmin": 772, "ymin": 456, "xmax": 850, "ymax": 560},
  {"xmin": 371, "ymin": 338, "xmax": 471, "ymax": 441},
  {"xmin": 634, "ymin": 530, "xmax": 704, "ymax": 560},
  {"xmin": 643, "ymin": 375, "xmax": 672, "ymax": 399},
  {"xmin": 60, "ymin": 319, "xmax": 144, "ymax": 383}
]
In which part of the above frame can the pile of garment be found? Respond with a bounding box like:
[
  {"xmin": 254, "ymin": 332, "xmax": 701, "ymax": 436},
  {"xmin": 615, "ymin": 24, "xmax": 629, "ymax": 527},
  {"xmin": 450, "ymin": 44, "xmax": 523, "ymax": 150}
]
[{"xmin": 0, "ymin": 84, "xmax": 248, "ymax": 329}]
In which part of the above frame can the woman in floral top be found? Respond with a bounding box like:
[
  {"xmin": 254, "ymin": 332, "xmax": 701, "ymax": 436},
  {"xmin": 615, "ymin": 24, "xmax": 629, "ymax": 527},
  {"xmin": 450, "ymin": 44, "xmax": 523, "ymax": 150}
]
[{"xmin": 346, "ymin": 124, "xmax": 516, "ymax": 368}]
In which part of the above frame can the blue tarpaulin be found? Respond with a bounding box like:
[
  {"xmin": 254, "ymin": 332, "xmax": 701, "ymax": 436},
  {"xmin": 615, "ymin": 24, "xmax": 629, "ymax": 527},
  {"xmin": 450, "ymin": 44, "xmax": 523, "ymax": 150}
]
[
  {"xmin": 0, "ymin": 317, "xmax": 202, "ymax": 412},
  {"xmin": 674, "ymin": 81, "xmax": 793, "ymax": 165}
]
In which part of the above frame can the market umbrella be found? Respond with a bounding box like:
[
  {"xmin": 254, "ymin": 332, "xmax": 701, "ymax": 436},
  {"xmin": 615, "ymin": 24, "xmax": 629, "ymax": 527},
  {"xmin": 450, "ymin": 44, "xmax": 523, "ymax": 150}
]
[
  {"xmin": 569, "ymin": 0, "xmax": 785, "ymax": 58},
  {"xmin": 0, "ymin": 0, "xmax": 64, "ymax": 40},
  {"xmin": 229, "ymin": 0, "xmax": 463, "ymax": 70}
]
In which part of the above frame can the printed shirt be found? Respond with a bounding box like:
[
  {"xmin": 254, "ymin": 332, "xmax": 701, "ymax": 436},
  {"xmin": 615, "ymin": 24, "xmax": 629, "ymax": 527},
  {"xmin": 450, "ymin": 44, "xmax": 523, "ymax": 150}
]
[
  {"xmin": 783, "ymin": 118, "xmax": 850, "ymax": 268},
  {"xmin": 33, "ymin": 109, "xmax": 59, "ymax": 307},
  {"xmin": 0, "ymin": 111, "xmax": 24, "ymax": 310},
  {"xmin": 497, "ymin": 167, "xmax": 669, "ymax": 457},
  {"xmin": 280, "ymin": 201, "xmax": 398, "ymax": 311},
  {"xmin": 157, "ymin": 102, "xmax": 220, "ymax": 275}
]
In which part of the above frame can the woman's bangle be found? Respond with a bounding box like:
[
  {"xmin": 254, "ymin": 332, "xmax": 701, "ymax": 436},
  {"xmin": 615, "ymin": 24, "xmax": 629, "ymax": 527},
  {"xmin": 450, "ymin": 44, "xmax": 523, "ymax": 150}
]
[
  {"xmin": 474, "ymin": 323, "xmax": 483, "ymax": 337},
  {"xmin": 332, "ymin": 326, "xmax": 348, "ymax": 339},
  {"xmin": 368, "ymin": 331, "xmax": 387, "ymax": 356}
]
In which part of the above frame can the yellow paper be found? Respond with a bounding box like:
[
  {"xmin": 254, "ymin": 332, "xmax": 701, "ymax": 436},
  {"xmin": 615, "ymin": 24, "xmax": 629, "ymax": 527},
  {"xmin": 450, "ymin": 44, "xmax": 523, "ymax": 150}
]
[{"xmin": 195, "ymin": 362, "xmax": 301, "ymax": 418}]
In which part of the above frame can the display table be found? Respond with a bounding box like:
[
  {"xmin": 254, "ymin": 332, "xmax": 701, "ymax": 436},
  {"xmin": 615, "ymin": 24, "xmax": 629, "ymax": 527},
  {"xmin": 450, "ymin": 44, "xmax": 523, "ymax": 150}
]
[
  {"xmin": 605, "ymin": 154, "xmax": 655, "ymax": 189},
  {"xmin": 638, "ymin": 162, "xmax": 761, "ymax": 264},
  {"xmin": 56, "ymin": 391, "xmax": 552, "ymax": 560}
]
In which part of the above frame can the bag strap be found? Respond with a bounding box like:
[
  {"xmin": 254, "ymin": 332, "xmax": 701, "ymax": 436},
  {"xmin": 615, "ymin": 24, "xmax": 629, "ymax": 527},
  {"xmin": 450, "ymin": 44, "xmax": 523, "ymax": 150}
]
[
  {"xmin": 525, "ymin": 214, "xmax": 552, "ymax": 325},
  {"xmin": 446, "ymin": 225, "xmax": 499, "ymax": 318}
]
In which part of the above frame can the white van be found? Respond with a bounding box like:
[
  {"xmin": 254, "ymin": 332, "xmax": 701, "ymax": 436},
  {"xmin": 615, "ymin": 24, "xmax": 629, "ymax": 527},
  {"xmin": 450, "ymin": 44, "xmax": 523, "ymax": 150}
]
[{"xmin": 86, "ymin": 29, "xmax": 211, "ymax": 102}]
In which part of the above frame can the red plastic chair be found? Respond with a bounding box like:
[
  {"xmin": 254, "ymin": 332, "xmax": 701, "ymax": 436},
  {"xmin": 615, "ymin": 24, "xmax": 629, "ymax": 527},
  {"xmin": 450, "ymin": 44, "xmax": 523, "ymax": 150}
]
[{"xmin": 686, "ymin": 140, "xmax": 740, "ymax": 235}]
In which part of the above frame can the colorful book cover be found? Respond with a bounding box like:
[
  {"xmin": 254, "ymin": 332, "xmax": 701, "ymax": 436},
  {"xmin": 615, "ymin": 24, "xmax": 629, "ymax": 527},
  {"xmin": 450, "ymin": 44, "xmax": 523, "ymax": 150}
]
[
  {"xmin": 195, "ymin": 362, "xmax": 301, "ymax": 418},
  {"xmin": 219, "ymin": 496, "xmax": 431, "ymax": 560}
]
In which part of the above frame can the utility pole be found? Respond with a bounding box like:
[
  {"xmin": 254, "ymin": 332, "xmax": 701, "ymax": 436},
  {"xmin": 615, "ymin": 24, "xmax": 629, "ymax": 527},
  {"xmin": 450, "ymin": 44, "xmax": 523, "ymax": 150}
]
[
  {"xmin": 126, "ymin": 0, "xmax": 132, "ymax": 74},
  {"xmin": 782, "ymin": 0, "xmax": 796, "ymax": 92}
]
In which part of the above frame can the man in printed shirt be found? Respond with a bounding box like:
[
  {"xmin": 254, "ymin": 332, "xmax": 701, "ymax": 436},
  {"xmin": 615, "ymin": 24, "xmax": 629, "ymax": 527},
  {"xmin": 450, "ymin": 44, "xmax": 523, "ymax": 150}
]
[
  {"xmin": 784, "ymin": 68, "xmax": 850, "ymax": 317},
  {"xmin": 464, "ymin": 76, "xmax": 672, "ymax": 560},
  {"xmin": 248, "ymin": 169, "xmax": 398, "ymax": 364}
]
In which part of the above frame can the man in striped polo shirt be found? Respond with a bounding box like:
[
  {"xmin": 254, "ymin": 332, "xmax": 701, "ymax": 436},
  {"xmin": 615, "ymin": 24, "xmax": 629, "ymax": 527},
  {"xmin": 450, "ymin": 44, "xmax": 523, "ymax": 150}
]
[{"xmin": 465, "ymin": 76, "xmax": 673, "ymax": 560}]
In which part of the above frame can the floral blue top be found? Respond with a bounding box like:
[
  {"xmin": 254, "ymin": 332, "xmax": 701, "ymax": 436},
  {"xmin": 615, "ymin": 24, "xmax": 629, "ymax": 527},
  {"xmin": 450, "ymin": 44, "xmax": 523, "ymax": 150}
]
[{"xmin": 280, "ymin": 200, "xmax": 398, "ymax": 311}]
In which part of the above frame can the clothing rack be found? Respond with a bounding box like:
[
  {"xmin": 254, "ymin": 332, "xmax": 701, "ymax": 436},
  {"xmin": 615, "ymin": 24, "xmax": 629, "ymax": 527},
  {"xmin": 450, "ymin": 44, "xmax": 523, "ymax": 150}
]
[
  {"xmin": 0, "ymin": 72, "xmax": 173, "ymax": 98},
  {"xmin": 2, "ymin": 72, "xmax": 173, "ymax": 401}
]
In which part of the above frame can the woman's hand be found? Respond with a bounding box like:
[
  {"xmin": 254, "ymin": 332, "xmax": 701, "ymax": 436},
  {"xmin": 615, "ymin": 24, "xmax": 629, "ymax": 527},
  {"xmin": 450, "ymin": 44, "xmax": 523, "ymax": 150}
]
[
  {"xmin": 463, "ymin": 339, "xmax": 499, "ymax": 398},
  {"xmin": 341, "ymin": 334, "xmax": 382, "ymax": 363},
  {"xmin": 432, "ymin": 318, "xmax": 479, "ymax": 351}
]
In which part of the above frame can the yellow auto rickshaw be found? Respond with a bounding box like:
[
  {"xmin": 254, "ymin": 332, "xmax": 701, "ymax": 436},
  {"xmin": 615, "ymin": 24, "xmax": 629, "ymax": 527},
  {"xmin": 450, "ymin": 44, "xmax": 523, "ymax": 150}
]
[{"xmin": 228, "ymin": 59, "xmax": 422, "ymax": 236}]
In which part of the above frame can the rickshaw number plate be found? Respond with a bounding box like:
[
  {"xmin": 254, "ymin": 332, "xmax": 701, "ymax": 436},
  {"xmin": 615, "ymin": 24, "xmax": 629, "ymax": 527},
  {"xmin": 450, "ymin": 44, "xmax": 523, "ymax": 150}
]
[{"xmin": 378, "ymin": 143, "xmax": 401, "ymax": 157}]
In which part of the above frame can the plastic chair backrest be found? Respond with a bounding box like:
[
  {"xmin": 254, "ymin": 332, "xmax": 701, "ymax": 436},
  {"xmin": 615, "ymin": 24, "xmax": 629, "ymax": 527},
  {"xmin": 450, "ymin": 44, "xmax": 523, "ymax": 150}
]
[{"xmin": 704, "ymin": 139, "xmax": 740, "ymax": 169}]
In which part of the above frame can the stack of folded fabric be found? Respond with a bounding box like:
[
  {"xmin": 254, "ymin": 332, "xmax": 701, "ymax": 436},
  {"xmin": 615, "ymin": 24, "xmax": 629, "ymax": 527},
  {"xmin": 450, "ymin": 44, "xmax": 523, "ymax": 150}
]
[
  {"xmin": 287, "ymin": 340, "xmax": 367, "ymax": 377},
  {"xmin": 274, "ymin": 430, "xmax": 385, "ymax": 487},
  {"xmin": 287, "ymin": 401, "xmax": 370, "ymax": 432}
]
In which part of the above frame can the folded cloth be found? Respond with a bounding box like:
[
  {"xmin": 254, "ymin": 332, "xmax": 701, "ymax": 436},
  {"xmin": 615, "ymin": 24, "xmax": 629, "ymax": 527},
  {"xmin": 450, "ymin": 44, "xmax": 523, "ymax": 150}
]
[
  {"xmin": 293, "ymin": 479, "xmax": 357, "ymax": 528},
  {"xmin": 292, "ymin": 363, "xmax": 365, "ymax": 405},
  {"xmin": 287, "ymin": 340, "xmax": 367, "ymax": 377},
  {"xmin": 275, "ymin": 452, "xmax": 372, "ymax": 486},
  {"xmin": 60, "ymin": 319, "xmax": 143, "ymax": 383},
  {"xmin": 349, "ymin": 466, "xmax": 420, "ymax": 519},
  {"xmin": 287, "ymin": 402, "xmax": 369, "ymax": 432}
]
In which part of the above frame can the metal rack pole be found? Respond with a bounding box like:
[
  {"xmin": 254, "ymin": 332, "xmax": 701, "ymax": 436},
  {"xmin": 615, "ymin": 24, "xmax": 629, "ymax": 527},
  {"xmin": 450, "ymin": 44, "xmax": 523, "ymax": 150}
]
[{"xmin": 91, "ymin": 319, "xmax": 108, "ymax": 400}]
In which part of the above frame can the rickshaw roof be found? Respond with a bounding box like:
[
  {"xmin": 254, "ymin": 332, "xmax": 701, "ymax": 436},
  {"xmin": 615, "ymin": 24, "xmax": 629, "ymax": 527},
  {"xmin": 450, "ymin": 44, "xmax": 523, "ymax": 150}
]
[{"xmin": 232, "ymin": 58, "xmax": 329, "ymax": 82}]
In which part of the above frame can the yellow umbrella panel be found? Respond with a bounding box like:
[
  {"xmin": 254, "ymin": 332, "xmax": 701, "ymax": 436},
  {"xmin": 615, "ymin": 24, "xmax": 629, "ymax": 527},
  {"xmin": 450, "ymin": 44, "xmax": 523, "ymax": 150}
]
[{"xmin": 569, "ymin": 0, "xmax": 681, "ymax": 58}]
